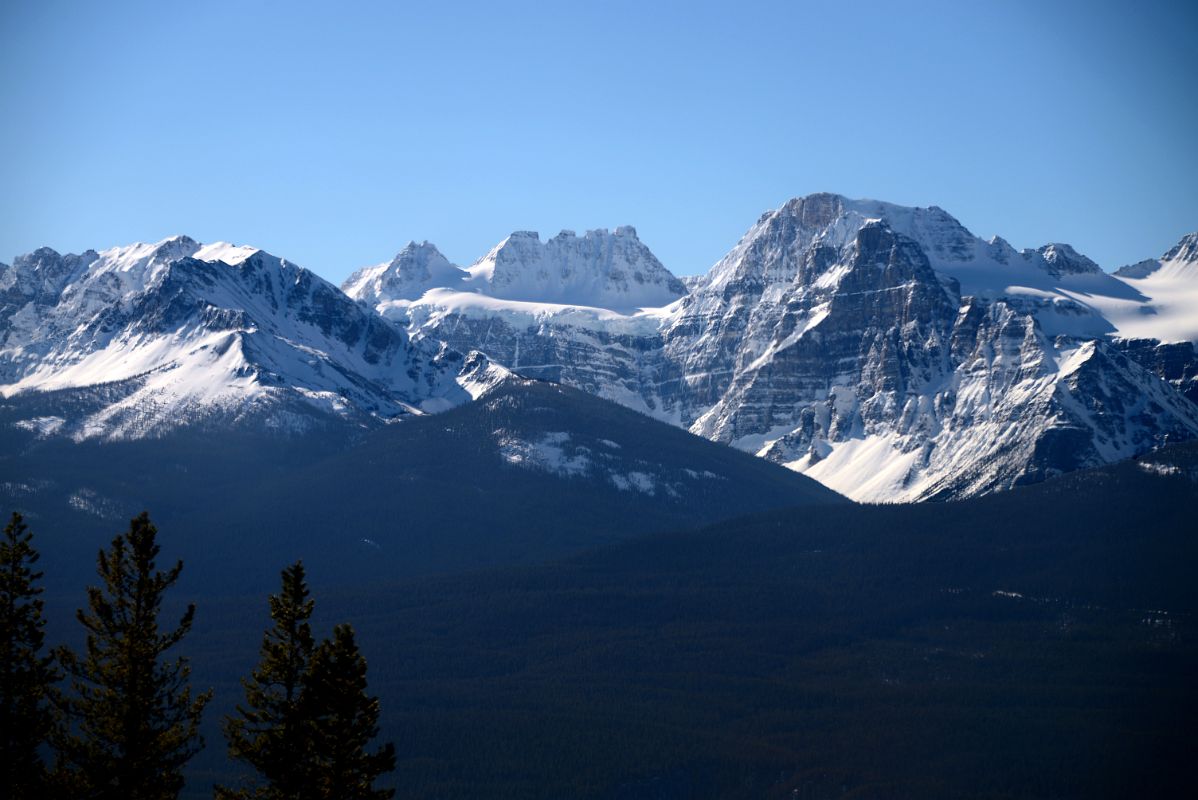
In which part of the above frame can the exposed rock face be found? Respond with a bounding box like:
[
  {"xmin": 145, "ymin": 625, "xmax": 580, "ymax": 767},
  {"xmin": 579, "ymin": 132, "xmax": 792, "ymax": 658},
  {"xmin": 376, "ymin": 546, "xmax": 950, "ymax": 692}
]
[
  {"xmin": 656, "ymin": 197, "xmax": 1198, "ymax": 500},
  {"xmin": 403, "ymin": 309, "xmax": 676, "ymax": 419},
  {"xmin": 1113, "ymin": 338, "xmax": 1198, "ymax": 405},
  {"xmin": 1037, "ymin": 242, "xmax": 1103, "ymax": 276}
]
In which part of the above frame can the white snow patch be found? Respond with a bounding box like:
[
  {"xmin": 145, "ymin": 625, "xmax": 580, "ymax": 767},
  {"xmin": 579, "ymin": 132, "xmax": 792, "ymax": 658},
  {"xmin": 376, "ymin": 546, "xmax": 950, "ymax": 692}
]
[
  {"xmin": 496, "ymin": 431, "xmax": 591, "ymax": 477},
  {"xmin": 193, "ymin": 241, "xmax": 260, "ymax": 265},
  {"xmin": 14, "ymin": 416, "xmax": 65, "ymax": 436},
  {"xmin": 787, "ymin": 434, "xmax": 925, "ymax": 503},
  {"xmin": 67, "ymin": 488, "xmax": 122, "ymax": 519},
  {"xmin": 1138, "ymin": 461, "xmax": 1181, "ymax": 477},
  {"xmin": 609, "ymin": 470, "xmax": 658, "ymax": 495},
  {"xmin": 683, "ymin": 468, "xmax": 721, "ymax": 479}
]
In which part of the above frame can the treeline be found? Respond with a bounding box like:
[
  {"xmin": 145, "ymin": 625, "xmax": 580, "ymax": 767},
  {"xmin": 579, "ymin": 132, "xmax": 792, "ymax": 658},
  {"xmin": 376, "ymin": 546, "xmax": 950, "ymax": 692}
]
[{"xmin": 0, "ymin": 511, "xmax": 395, "ymax": 800}]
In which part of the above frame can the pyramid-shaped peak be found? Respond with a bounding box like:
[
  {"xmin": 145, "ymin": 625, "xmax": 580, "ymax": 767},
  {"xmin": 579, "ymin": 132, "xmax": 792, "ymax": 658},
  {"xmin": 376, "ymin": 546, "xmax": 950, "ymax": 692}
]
[
  {"xmin": 1163, "ymin": 231, "xmax": 1198, "ymax": 264},
  {"xmin": 342, "ymin": 240, "xmax": 465, "ymax": 303},
  {"xmin": 1037, "ymin": 242, "xmax": 1102, "ymax": 276}
]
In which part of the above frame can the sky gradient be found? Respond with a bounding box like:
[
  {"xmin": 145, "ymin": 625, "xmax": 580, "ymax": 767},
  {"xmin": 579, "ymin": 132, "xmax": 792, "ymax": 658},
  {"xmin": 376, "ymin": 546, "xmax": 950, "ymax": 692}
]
[{"xmin": 2, "ymin": 0, "xmax": 1196, "ymax": 281}]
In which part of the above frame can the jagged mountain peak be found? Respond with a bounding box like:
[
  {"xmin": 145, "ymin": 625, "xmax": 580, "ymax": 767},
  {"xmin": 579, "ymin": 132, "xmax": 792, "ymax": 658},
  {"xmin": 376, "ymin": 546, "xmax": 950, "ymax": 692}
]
[
  {"xmin": 3, "ymin": 235, "xmax": 267, "ymax": 301},
  {"xmin": 399, "ymin": 239, "xmax": 447, "ymax": 256},
  {"xmin": 707, "ymin": 194, "xmax": 983, "ymax": 296},
  {"xmin": 1114, "ymin": 258, "xmax": 1162, "ymax": 279},
  {"xmin": 773, "ymin": 192, "xmax": 853, "ymax": 228},
  {"xmin": 2, "ymin": 247, "xmax": 99, "ymax": 304},
  {"xmin": 0, "ymin": 235, "xmax": 490, "ymax": 440},
  {"xmin": 1114, "ymin": 231, "xmax": 1198, "ymax": 280},
  {"xmin": 342, "ymin": 240, "xmax": 466, "ymax": 304},
  {"xmin": 547, "ymin": 225, "xmax": 644, "ymax": 243},
  {"xmin": 95, "ymin": 234, "xmax": 201, "ymax": 270},
  {"xmin": 347, "ymin": 225, "xmax": 685, "ymax": 312},
  {"xmin": 655, "ymin": 195, "xmax": 1198, "ymax": 501},
  {"xmin": 1036, "ymin": 242, "xmax": 1102, "ymax": 276},
  {"xmin": 460, "ymin": 224, "xmax": 686, "ymax": 310},
  {"xmin": 1163, "ymin": 231, "xmax": 1198, "ymax": 266}
]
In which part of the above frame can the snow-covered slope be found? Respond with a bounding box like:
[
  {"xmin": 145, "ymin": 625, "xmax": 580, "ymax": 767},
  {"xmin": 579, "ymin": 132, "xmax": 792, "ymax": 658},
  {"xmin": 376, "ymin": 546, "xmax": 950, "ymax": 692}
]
[
  {"xmin": 1096, "ymin": 233, "xmax": 1198, "ymax": 345},
  {"xmin": 0, "ymin": 236, "xmax": 498, "ymax": 439}
]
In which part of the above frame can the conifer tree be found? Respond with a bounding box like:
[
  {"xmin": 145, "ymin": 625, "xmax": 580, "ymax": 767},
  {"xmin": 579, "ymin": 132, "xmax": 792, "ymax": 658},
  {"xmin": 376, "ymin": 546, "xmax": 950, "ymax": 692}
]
[
  {"xmin": 54, "ymin": 511, "xmax": 211, "ymax": 800},
  {"xmin": 301, "ymin": 624, "xmax": 395, "ymax": 800},
  {"xmin": 218, "ymin": 561, "xmax": 316, "ymax": 800},
  {"xmin": 1, "ymin": 512, "xmax": 59, "ymax": 800}
]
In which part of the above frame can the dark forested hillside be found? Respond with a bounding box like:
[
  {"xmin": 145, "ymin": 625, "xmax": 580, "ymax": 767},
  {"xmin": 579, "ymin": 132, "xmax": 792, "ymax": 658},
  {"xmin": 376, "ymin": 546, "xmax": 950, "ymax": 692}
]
[{"xmin": 293, "ymin": 443, "xmax": 1197, "ymax": 799}]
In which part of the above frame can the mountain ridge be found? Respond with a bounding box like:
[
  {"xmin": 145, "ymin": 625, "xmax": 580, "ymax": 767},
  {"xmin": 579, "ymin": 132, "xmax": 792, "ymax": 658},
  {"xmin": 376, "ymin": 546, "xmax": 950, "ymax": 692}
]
[{"xmin": 5, "ymin": 194, "xmax": 1197, "ymax": 501}]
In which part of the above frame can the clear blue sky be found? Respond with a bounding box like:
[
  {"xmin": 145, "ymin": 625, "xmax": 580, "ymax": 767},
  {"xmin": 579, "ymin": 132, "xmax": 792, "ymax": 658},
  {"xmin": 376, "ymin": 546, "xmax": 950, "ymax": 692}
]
[{"xmin": 2, "ymin": 0, "xmax": 1195, "ymax": 280}]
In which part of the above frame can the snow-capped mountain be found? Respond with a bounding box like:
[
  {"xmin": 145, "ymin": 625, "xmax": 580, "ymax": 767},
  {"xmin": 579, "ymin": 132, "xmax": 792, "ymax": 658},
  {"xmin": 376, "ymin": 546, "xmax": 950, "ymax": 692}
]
[
  {"xmin": 0, "ymin": 235, "xmax": 503, "ymax": 439},
  {"xmin": 341, "ymin": 240, "xmax": 468, "ymax": 304},
  {"xmin": 345, "ymin": 226, "xmax": 686, "ymax": 313},
  {"xmin": 461, "ymin": 226, "xmax": 687, "ymax": 309},
  {"xmin": 662, "ymin": 200, "xmax": 1198, "ymax": 500},
  {"xmin": 345, "ymin": 226, "xmax": 686, "ymax": 418},
  {"xmin": 346, "ymin": 194, "xmax": 1198, "ymax": 502}
]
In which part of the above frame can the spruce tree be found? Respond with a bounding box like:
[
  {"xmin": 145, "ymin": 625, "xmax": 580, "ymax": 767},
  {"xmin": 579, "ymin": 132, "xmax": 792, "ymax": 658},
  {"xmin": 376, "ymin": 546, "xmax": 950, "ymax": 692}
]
[
  {"xmin": 218, "ymin": 561, "xmax": 316, "ymax": 800},
  {"xmin": 1, "ymin": 512, "xmax": 59, "ymax": 800},
  {"xmin": 301, "ymin": 624, "xmax": 395, "ymax": 800},
  {"xmin": 54, "ymin": 511, "xmax": 211, "ymax": 800}
]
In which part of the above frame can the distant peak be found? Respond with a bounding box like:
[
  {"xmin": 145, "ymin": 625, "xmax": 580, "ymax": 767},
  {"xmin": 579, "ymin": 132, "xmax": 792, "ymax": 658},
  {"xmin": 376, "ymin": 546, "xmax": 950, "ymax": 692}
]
[
  {"xmin": 394, "ymin": 240, "xmax": 447, "ymax": 259},
  {"xmin": 466, "ymin": 221, "xmax": 685, "ymax": 308},
  {"xmin": 545, "ymin": 227, "xmax": 643, "ymax": 245},
  {"xmin": 343, "ymin": 239, "xmax": 464, "ymax": 302},
  {"xmin": 762, "ymin": 193, "xmax": 851, "ymax": 232},
  {"xmin": 782, "ymin": 191, "xmax": 848, "ymax": 208},
  {"xmin": 1036, "ymin": 242, "xmax": 1101, "ymax": 276},
  {"xmin": 1113, "ymin": 259, "xmax": 1161, "ymax": 279},
  {"xmin": 1115, "ymin": 231, "xmax": 1198, "ymax": 279},
  {"xmin": 1116, "ymin": 229, "xmax": 1198, "ymax": 280},
  {"xmin": 1163, "ymin": 231, "xmax": 1198, "ymax": 263}
]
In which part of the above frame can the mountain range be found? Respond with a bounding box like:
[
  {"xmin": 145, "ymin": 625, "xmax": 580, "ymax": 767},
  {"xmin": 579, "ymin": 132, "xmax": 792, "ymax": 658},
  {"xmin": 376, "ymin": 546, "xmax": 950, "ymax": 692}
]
[
  {"xmin": 5, "ymin": 196, "xmax": 1198, "ymax": 799},
  {"xmin": 3, "ymin": 193, "xmax": 1197, "ymax": 502}
]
